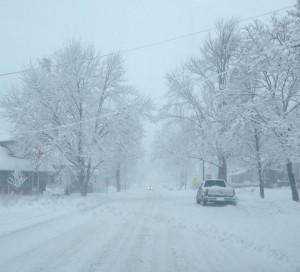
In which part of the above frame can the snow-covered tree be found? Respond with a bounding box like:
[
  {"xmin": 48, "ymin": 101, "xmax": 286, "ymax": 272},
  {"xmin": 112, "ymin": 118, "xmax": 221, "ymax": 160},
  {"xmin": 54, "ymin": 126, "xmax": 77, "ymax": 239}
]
[
  {"xmin": 160, "ymin": 19, "xmax": 241, "ymax": 181},
  {"xmin": 1, "ymin": 40, "xmax": 151, "ymax": 196},
  {"xmin": 236, "ymin": 13, "xmax": 300, "ymax": 201},
  {"xmin": 187, "ymin": 18, "xmax": 241, "ymax": 181}
]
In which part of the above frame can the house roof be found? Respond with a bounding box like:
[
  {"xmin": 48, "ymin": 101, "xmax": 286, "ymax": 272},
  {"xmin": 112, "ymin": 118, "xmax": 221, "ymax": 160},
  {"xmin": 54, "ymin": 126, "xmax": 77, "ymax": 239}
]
[
  {"xmin": 0, "ymin": 146, "xmax": 33, "ymax": 171},
  {"xmin": 0, "ymin": 133, "xmax": 13, "ymax": 143},
  {"xmin": 0, "ymin": 146, "xmax": 54, "ymax": 172}
]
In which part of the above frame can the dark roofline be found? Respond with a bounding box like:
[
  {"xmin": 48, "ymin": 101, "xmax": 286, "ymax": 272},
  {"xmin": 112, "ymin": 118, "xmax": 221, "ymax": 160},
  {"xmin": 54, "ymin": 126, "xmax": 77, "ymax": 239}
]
[
  {"xmin": 0, "ymin": 140, "xmax": 18, "ymax": 157},
  {"xmin": 0, "ymin": 140, "xmax": 16, "ymax": 145}
]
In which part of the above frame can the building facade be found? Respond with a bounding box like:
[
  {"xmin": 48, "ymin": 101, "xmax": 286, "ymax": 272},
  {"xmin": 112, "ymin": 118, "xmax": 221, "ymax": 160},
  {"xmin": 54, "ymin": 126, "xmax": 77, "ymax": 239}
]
[{"xmin": 0, "ymin": 141, "xmax": 54, "ymax": 194}]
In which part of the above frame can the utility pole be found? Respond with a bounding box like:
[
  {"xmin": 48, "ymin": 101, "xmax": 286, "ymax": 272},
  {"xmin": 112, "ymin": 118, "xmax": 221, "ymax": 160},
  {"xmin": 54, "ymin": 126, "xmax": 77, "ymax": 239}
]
[{"xmin": 34, "ymin": 147, "xmax": 43, "ymax": 199}]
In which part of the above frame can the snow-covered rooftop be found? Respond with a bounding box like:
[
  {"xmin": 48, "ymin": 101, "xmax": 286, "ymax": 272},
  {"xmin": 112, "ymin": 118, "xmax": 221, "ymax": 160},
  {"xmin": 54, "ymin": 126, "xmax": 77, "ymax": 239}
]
[
  {"xmin": 0, "ymin": 132, "xmax": 13, "ymax": 143},
  {"xmin": 0, "ymin": 146, "xmax": 53, "ymax": 172},
  {"xmin": 0, "ymin": 146, "xmax": 33, "ymax": 171}
]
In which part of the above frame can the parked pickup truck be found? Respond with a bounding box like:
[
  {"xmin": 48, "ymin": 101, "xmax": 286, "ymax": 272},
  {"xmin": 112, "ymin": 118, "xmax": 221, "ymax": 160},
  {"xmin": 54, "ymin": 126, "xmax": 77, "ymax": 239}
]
[{"xmin": 196, "ymin": 179, "xmax": 236, "ymax": 206}]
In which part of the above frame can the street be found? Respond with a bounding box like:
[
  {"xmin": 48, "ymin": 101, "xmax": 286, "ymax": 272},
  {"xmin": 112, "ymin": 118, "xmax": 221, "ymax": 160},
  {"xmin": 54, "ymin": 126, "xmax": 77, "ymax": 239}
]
[{"xmin": 0, "ymin": 188, "xmax": 299, "ymax": 272}]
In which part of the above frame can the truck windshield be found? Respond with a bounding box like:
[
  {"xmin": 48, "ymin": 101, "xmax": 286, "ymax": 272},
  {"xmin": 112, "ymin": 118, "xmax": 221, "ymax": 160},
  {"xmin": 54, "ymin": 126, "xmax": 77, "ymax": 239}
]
[{"xmin": 204, "ymin": 180, "xmax": 226, "ymax": 187}]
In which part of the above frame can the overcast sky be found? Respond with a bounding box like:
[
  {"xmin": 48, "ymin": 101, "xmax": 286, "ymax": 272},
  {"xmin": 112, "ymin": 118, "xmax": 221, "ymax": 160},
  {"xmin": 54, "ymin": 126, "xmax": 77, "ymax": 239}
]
[{"xmin": 0, "ymin": 0, "xmax": 295, "ymax": 145}]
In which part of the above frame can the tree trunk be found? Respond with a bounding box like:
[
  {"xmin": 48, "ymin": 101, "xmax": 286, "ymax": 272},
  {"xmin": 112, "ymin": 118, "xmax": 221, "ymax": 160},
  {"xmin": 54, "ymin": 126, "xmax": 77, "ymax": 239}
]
[
  {"xmin": 64, "ymin": 182, "xmax": 71, "ymax": 195},
  {"xmin": 116, "ymin": 162, "xmax": 121, "ymax": 192},
  {"xmin": 64, "ymin": 171, "xmax": 71, "ymax": 195},
  {"xmin": 81, "ymin": 179, "xmax": 88, "ymax": 196},
  {"xmin": 218, "ymin": 156, "xmax": 227, "ymax": 181},
  {"xmin": 286, "ymin": 160, "xmax": 299, "ymax": 202},
  {"xmin": 81, "ymin": 175, "xmax": 89, "ymax": 196},
  {"xmin": 81, "ymin": 162, "xmax": 92, "ymax": 196},
  {"xmin": 254, "ymin": 128, "xmax": 264, "ymax": 198},
  {"xmin": 257, "ymin": 160, "xmax": 264, "ymax": 199},
  {"xmin": 79, "ymin": 169, "xmax": 86, "ymax": 196}
]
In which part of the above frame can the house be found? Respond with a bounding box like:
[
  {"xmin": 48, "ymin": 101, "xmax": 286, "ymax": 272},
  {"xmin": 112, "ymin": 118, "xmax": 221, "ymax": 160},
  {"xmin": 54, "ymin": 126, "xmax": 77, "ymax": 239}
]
[
  {"xmin": 0, "ymin": 135, "xmax": 111, "ymax": 195},
  {"xmin": 0, "ymin": 140, "xmax": 54, "ymax": 194}
]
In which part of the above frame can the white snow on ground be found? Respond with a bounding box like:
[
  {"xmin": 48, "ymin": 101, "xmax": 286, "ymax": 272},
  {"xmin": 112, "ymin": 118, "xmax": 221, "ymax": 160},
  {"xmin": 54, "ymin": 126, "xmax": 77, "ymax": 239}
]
[{"xmin": 0, "ymin": 187, "xmax": 299, "ymax": 272}]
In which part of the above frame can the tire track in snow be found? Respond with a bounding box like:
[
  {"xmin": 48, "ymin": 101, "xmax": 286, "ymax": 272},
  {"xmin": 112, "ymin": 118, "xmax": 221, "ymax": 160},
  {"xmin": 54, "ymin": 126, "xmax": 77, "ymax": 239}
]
[
  {"xmin": 84, "ymin": 193, "xmax": 178, "ymax": 272},
  {"xmin": 199, "ymin": 224, "xmax": 300, "ymax": 271},
  {"xmin": 124, "ymin": 194, "xmax": 177, "ymax": 272},
  {"xmin": 85, "ymin": 198, "xmax": 152, "ymax": 272},
  {"xmin": 0, "ymin": 218, "xmax": 104, "ymax": 271},
  {"xmin": 158, "ymin": 201, "xmax": 296, "ymax": 272},
  {"xmin": 0, "ymin": 198, "xmax": 123, "ymax": 239},
  {"xmin": 0, "ymin": 199, "xmax": 134, "ymax": 271}
]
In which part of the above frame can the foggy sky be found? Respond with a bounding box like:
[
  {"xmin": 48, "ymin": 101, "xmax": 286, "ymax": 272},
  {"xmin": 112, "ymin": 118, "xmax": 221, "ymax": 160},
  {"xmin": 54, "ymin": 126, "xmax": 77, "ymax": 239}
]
[{"xmin": 0, "ymin": 0, "xmax": 295, "ymax": 146}]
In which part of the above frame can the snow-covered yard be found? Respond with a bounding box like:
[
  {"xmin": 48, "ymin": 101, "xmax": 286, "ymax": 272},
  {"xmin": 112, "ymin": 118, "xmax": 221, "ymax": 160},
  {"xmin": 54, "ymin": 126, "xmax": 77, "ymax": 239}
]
[{"xmin": 0, "ymin": 187, "xmax": 299, "ymax": 272}]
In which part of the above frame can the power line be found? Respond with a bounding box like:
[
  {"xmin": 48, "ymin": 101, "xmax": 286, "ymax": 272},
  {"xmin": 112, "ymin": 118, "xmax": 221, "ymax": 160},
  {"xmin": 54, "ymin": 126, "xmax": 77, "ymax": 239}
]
[
  {"xmin": 0, "ymin": 4, "xmax": 296, "ymax": 137},
  {"xmin": 0, "ymin": 4, "xmax": 294, "ymax": 79}
]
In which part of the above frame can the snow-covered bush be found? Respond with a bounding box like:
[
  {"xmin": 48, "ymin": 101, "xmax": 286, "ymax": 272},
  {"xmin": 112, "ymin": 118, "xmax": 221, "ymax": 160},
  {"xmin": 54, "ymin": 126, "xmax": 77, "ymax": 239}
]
[{"xmin": 8, "ymin": 170, "xmax": 28, "ymax": 193}]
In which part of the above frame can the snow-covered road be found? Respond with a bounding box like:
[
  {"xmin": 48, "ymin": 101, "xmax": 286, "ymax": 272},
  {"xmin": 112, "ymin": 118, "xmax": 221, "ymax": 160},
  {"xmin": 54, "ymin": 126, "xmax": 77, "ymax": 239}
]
[{"xmin": 0, "ymin": 188, "xmax": 299, "ymax": 272}]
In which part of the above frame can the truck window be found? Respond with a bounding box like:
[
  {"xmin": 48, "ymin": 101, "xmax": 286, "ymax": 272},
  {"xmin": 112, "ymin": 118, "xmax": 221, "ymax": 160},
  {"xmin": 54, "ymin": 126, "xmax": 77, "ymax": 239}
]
[{"xmin": 204, "ymin": 180, "xmax": 226, "ymax": 187}]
